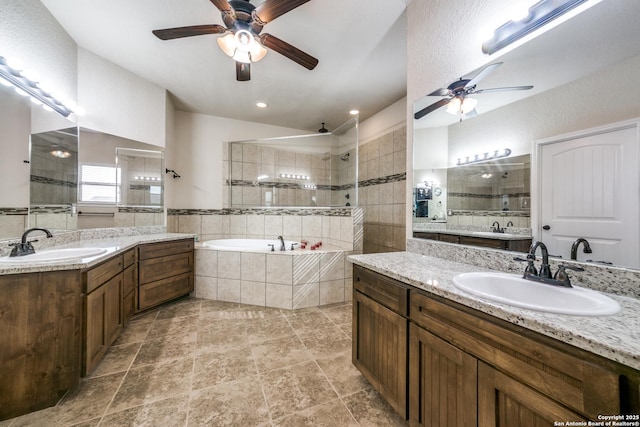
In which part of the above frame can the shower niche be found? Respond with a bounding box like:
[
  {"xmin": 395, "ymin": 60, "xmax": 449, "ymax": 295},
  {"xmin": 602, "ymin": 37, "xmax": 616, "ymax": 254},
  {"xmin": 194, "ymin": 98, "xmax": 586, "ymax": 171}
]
[{"xmin": 227, "ymin": 118, "xmax": 358, "ymax": 208}]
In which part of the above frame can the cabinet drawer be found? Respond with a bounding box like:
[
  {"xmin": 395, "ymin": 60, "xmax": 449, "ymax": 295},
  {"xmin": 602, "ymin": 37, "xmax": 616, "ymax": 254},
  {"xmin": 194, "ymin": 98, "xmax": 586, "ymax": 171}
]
[
  {"xmin": 354, "ymin": 265, "xmax": 409, "ymax": 316},
  {"xmin": 139, "ymin": 252, "xmax": 194, "ymax": 285},
  {"xmin": 85, "ymin": 255, "xmax": 123, "ymax": 293},
  {"xmin": 413, "ymin": 232, "xmax": 439, "ymax": 241},
  {"xmin": 122, "ymin": 264, "xmax": 137, "ymax": 296},
  {"xmin": 138, "ymin": 271, "xmax": 193, "ymax": 311},
  {"xmin": 409, "ymin": 291, "xmax": 620, "ymax": 419},
  {"xmin": 123, "ymin": 248, "xmax": 137, "ymax": 268},
  {"xmin": 138, "ymin": 239, "xmax": 194, "ymax": 260}
]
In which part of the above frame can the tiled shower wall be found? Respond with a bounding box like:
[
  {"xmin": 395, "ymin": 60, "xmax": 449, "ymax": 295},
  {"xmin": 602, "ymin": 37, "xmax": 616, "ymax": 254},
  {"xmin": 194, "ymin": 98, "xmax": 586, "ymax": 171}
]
[{"xmin": 358, "ymin": 125, "xmax": 407, "ymax": 253}]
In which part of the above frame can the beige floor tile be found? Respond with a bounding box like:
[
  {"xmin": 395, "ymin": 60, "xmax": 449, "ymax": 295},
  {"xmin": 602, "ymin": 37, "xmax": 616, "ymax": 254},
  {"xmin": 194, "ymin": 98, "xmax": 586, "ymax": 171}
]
[
  {"xmin": 320, "ymin": 302, "xmax": 353, "ymax": 325},
  {"xmin": 187, "ymin": 376, "xmax": 270, "ymax": 426},
  {"xmin": 132, "ymin": 332, "xmax": 196, "ymax": 367},
  {"xmin": 146, "ymin": 315, "xmax": 199, "ymax": 340},
  {"xmin": 282, "ymin": 307, "xmax": 334, "ymax": 333},
  {"xmin": 315, "ymin": 351, "xmax": 370, "ymax": 397},
  {"xmin": 273, "ymin": 398, "xmax": 359, "ymax": 426},
  {"xmin": 155, "ymin": 298, "xmax": 202, "ymax": 319},
  {"xmin": 113, "ymin": 321, "xmax": 152, "ymax": 345},
  {"xmin": 100, "ymin": 395, "xmax": 189, "ymax": 427},
  {"xmin": 260, "ymin": 360, "xmax": 339, "ymax": 419},
  {"xmin": 108, "ymin": 357, "xmax": 193, "ymax": 414},
  {"xmin": 54, "ymin": 373, "xmax": 125, "ymax": 426},
  {"xmin": 90, "ymin": 342, "xmax": 141, "ymax": 377},
  {"xmin": 192, "ymin": 344, "xmax": 257, "ymax": 390},
  {"xmin": 298, "ymin": 325, "xmax": 352, "ymax": 359},
  {"xmin": 244, "ymin": 315, "xmax": 294, "ymax": 344},
  {"xmin": 250, "ymin": 334, "xmax": 311, "ymax": 373},
  {"xmin": 342, "ymin": 388, "xmax": 409, "ymax": 427}
]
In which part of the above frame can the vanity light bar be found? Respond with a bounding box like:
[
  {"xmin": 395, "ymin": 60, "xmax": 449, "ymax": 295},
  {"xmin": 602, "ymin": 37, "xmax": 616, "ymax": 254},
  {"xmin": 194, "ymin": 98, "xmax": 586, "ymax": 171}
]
[
  {"xmin": 303, "ymin": 184, "xmax": 317, "ymax": 189},
  {"xmin": 135, "ymin": 176, "xmax": 161, "ymax": 181},
  {"xmin": 482, "ymin": 0, "xmax": 590, "ymax": 55},
  {"xmin": 457, "ymin": 148, "xmax": 512, "ymax": 166},
  {"xmin": 0, "ymin": 56, "xmax": 73, "ymax": 117},
  {"xmin": 279, "ymin": 173, "xmax": 309, "ymax": 180}
]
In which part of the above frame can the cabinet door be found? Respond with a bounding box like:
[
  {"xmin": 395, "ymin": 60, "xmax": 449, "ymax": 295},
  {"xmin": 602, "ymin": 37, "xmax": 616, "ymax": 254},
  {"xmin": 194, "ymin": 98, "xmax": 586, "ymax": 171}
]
[
  {"xmin": 353, "ymin": 291, "xmax": 407, "ymax": 418},
  {"xmin": 85, "ymin": 273, "xmax": 123, "ymax": 375},
  {"xmin": 409, "ymin": 324, "xmax": 478, "ymax": 427},
  {"xmin": 478, "ymin": 362, "xmax": 587, "ymax": 427}
]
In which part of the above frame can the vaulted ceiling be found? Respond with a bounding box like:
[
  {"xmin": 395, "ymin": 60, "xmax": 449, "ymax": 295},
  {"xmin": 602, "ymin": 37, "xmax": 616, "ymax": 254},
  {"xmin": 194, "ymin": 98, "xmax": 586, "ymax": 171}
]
[{"xmin": 40, "ymin": 0, "xmax": 409, "ymax": 132}]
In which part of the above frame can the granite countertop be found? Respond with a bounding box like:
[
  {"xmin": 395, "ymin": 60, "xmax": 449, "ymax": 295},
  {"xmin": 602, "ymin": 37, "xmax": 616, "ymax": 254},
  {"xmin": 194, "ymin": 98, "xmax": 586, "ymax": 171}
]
[
  {"xmin": 349, "ymin": 251, "xmax": 640, "ymax": 371},
  {"xmin": 0, "ymin": 233, "xmax": 195, "ymax": 275}
]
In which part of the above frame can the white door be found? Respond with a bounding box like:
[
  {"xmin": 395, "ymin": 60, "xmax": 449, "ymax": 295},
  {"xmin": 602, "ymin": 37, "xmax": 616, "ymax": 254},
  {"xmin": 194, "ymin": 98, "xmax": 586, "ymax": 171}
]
[{"xmin": 539, "ymin": 123, "xmax": 639, "ymax": 269}]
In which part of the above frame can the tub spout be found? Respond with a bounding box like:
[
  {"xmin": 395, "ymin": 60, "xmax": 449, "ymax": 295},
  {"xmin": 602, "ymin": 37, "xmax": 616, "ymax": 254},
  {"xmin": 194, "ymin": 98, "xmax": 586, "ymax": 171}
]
[{"xmin": 277, "ymin": 235, "xmax": 285, "ymax": 251}]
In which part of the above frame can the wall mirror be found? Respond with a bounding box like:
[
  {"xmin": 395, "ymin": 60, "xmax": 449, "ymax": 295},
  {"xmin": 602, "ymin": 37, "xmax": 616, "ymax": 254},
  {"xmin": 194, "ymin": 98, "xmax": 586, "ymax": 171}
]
[
  {"xmin": 28, "ymin": 126, "xmax": 79, "ymax": 231},
  {"xmin": 228, "ymin": 117, "xmax": 358, "ymax": 208},
  {"xmin": 77, "ymin": 129, "xmax": 164, "ymax": 229},
  {"xmin": 412, "ymin": 0, "xmax": 640, "ymax": 267}
]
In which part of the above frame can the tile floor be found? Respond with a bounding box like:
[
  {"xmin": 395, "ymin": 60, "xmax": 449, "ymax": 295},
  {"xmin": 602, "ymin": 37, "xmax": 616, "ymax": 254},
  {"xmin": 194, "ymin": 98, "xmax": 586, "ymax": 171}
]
[{"xmin": 2, "ymin": 297, "xmax": 408, "ymax": 427}]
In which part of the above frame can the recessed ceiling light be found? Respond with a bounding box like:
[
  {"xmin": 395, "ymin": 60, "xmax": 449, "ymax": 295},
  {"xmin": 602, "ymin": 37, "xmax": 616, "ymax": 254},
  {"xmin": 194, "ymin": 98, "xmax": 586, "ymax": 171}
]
[
  {"xmin": 349, "ymin": 109, "xmax": 359, "ymax": 115},
  {"xmin": 256, "ymin": 101, "xmax": 267, "ymax": 108}
]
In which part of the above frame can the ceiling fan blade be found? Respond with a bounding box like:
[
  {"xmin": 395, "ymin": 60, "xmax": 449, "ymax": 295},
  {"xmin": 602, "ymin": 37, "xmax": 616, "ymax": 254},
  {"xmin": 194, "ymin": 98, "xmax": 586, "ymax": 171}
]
[
  {"xmin": 254, "ymin": 0, "xmax": 311, "ymax": 24},
  {"xmin": 414, "ymin": 98, "xmax": 452, "ymax": 120},
  {"xmin": 259, "ymin": 33, "xmax": 318, "ymax": 70},
  {"xmin": 428, "ymin": 88, "xmax": 451, "ymax": 97},
  {"xmin": 209, "ymin": 0, "xmax": 233, "ymax": 13},
  {"xmin": 465, "ymin": 62, "xmax": 502, "ymax": 89},
  {"xmin": 152, "ymin": 25, "xmax": 227, "ymax": 40},
  {"xmin": 474, "ymin": 85, "xmax": 534, "ymax": 94},
  {"xmin": 236, "ymin": 62, "xmax": 251, "ymax": 81}
]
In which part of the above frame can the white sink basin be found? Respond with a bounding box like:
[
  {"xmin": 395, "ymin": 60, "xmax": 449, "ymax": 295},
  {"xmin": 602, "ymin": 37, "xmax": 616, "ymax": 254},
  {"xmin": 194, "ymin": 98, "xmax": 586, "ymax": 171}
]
[
  {"xmin": 0, "ymin": 247, "xmax": 107, "ymax": 264},
  {"xmin": 452, "ymin": 272, "xmax": 621, "ymax": 316}
]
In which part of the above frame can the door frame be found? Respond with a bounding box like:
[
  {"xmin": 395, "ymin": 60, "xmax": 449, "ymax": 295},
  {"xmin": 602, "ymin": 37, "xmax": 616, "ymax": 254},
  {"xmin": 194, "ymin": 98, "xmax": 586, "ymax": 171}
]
[{"xmin": 532, "ymin": 117, "xmax": 640, "ymax": 242}]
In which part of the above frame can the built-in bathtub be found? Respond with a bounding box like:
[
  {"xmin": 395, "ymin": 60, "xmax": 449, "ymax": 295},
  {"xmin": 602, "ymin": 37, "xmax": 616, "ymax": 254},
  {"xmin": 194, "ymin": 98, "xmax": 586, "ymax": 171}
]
[
  {"xmin": 195, "ymin": 239, "xmax": 352, "ymax": 309},
  {"xmin": 203, "ymin": 238, "xmax": 298, "ymax": 252}
]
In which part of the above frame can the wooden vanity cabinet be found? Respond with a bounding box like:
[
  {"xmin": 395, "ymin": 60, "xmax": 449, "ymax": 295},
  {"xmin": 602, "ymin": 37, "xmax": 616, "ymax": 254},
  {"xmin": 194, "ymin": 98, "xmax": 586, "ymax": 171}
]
[
  {"xmin": 352, "ymin": 265, "xmax": 410, "ymax": 418},
  {"xmin": 352, "ymin": 266, "xmax": 638, "ymax": 426},
  {"xmin": 137, "ymin": 238, "xmax": 194, "ymax": 311},
  {"xmin": 0, "ymin": 270, "xmax": 83, "ymax": 421},
  {"xmin": 122, "ymin": 248, "xmax": 137, "ymax": 326},
  {"xmin": 413, "ymin": 231, "xmax": 532, "ymax": 252},
  {"xmin": 83, "ymin": 255, "xmax": 124, "ymax": 375}
]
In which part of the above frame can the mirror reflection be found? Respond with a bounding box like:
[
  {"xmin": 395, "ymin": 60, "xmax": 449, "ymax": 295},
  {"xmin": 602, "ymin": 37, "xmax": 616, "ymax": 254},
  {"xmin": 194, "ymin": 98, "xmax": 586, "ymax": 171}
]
[
  {"xmin": 412, "ymin": 0, "xmax": 640, "ymax": 267},
  {"xmin": 28, "ymin": 126, "xmax": 79, "ymax": 231}
]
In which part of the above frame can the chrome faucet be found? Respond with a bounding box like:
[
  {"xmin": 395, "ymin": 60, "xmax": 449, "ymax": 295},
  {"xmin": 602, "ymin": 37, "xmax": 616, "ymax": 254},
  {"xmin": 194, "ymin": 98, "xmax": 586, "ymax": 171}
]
[
  {"xmin": 528, "ymin": 241, "xmax": 552, "ymax": 278},
  {"xmin": 277, "ymin": 235, "xmax": 285, "ymax": 251},
  {"xmin": 492, "ymin": 221, "xmax": 504, "ymax": 233},
  {"xmin": 570, "ymin": 238, "xmax": 592, "ymax": 260},
  {"xmin": 9, "ymin": 227, "xmax": 53, "ymax": 257}
]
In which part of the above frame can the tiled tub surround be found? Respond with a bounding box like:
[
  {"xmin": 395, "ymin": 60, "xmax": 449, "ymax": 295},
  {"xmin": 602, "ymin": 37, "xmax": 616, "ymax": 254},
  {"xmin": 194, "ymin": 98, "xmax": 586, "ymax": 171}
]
[
  {"xmin": 195, "ymin": 244, "xmax": 352, "ymax": 309},
  {"xmin": 167, "ymin": 207, "xmax": 363, "ymax": 252},
  {"xmin": 348, "ymin": 238, "xmax": 640, "ymax": 370}
]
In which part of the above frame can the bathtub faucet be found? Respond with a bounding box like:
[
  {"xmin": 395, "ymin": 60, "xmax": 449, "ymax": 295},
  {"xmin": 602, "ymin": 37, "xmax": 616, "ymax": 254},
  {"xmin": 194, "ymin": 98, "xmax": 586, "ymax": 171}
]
[{"xmin": 277, "ymin": 235, "xmax": 285, "ymax": 251}]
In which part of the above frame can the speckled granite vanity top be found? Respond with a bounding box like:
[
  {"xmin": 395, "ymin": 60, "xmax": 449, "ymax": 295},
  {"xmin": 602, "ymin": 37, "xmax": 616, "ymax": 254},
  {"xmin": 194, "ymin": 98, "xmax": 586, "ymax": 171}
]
[
  {"xmin": 0, "ymin": 233, "xmax": 194, "ymax": 275},
  {"xmin": 413, "ymin": 227, "xmax": 531, "ymax": 240},
  {"xmin": 349, "ymin": 251, "xmax": 640, "ymax": 371}
]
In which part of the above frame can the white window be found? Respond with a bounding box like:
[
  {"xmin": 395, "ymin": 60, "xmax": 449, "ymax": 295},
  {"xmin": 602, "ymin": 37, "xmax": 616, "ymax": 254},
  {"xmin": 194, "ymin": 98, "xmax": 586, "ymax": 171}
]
[{"xmin": 79, "ymin": 164, "xmax": 121, "ymax": 203}]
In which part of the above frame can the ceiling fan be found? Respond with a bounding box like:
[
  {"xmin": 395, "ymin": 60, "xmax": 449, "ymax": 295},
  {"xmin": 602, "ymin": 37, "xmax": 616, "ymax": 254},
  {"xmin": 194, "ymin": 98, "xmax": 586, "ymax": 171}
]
[
  {"xmin": 152, "ymin": 0, "xmax": 318, "ymax": 81},
  {"xmin": 414, "ymin": 62, "xmax": 533, "ymax": 120}
]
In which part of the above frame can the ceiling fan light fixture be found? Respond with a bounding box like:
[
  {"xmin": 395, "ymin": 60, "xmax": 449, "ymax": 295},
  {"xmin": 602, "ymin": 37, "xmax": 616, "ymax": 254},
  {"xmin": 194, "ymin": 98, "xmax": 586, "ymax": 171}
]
[
  {"xmin": 217, "ymin": 30, "xmax": 267, "ymax": 64},
  {"xmin": 446, "ymin": 97, "xmax": 477, "ymax": 115}
]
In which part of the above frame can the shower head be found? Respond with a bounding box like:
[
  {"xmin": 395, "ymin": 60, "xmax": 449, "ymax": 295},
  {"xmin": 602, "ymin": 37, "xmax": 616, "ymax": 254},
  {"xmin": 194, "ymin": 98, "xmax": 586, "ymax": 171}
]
[{"xmin": 340, "ymin": 152, "xmax": 350, "ymax": 161}]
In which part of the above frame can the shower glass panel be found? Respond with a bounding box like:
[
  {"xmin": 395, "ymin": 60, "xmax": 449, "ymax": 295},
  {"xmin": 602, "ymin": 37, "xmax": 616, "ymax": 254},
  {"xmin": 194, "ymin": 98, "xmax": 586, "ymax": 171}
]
[{"xmin": 229, "ymin": 117, "xmax": 358, "ymax": 208}]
